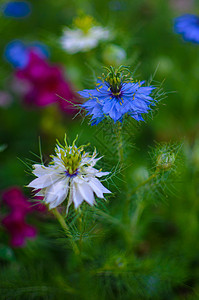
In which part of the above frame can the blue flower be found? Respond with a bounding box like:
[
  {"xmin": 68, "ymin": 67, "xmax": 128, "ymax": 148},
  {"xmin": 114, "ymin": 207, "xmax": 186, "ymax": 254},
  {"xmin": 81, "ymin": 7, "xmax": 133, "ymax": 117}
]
[
  {"xmin": 174, "ymin": 14, "xmax": 199, "ymax": 44},
  {"xmin": 4, "ymin": 40, "xmax": 49, "ymax": 69},
  {"xmin": 2, "ymin": 1, "xmax": 31, "ymax": 18},
  {"xmin": 4, "ymin": 40, "xmax": 29, "ymax": 68},
  {"xmin": 78, "ymin": 66, "xmax": 156, "ymax": 125}
]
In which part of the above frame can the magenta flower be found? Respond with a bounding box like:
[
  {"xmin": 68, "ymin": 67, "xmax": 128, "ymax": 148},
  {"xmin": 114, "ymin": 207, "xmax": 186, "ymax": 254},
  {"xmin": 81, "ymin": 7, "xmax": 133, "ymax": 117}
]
[
  {"xmin": 2, "ymin": 186, "xmax": 33, "ymax": 213},
  {"xmin": 2, "ymin": 210, "xmax": 37, "ymax": 247},
  {"xmin": 2, "ymin": 187, "xmax": 46, "ymax": 213},
  {"xmin": 1, "ymin": 187, "xmax": 40, "ymax": 248},
  {"xmin": 15, "ymin": 52, "xmax": 79, "ymax": 113}
]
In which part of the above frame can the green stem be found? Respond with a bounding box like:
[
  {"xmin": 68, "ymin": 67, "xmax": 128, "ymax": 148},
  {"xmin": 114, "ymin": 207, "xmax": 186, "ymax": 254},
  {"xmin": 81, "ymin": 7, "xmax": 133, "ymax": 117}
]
[
  {"xmin": 116, "ymin": 122, "xmax": 124, "ymax": 162},
  {"xmin": 52, "ymin": 208, "xmax": 80, "ymax": 255},
  {"xmin": 129, "ymin": 173, "xmax": 157, "ymax": 197},
  {"xmin": 116, "ymin": 123, "xmax": 129, "ymax": 224},
  {"xmin": 124, "ymin": 173, "xmax": 157, "ymax": 222},
  {"xmin": 131, "ymin": 200, "xmax": 145, "ymax": 232},
  {"xmin": 78, "ymin": 210, "xmax": 83, "ymax": 255}
]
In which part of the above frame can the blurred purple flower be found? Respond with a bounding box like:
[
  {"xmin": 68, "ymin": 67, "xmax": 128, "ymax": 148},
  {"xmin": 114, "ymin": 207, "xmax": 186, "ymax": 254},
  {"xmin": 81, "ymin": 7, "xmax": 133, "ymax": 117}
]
[
  {"xmin": 4, "ymin": 40, "xmax": 79, "ymax": 113},
  {"xmin": 15, "ymin": 52, "xmax": 79, "ymax": 113},
  {"xmin": 2, "ymin": 1, "xmax": 31, "ymax": 18},
  {"xmin": 2, "ymin": 187, "xmax": 33, "ymax": 213},
  {"xmin": 1, "ymin": 187, "xmax": 38, "ymax": 247},
  {"xmin": 1, "ymin": 187, "xmax": 47, "ymax": 247},
  {"xmin": 2, "ymin": 186, "xmax": 46, "ymax": 213},
  {"xmin": 2, "ymin": 210, "xmax": 37, "ymax": 247}
]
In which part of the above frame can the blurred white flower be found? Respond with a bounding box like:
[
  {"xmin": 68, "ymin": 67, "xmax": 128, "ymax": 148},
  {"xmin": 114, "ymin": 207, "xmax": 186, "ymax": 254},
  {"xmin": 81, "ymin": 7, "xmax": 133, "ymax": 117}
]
[
  {"xmin": 60, "ymin": 15, "xmax": 110, "ymax": 54},
  {"xmin": 28, "ymin": 137, "xmax": 111, "ymax": 212}
]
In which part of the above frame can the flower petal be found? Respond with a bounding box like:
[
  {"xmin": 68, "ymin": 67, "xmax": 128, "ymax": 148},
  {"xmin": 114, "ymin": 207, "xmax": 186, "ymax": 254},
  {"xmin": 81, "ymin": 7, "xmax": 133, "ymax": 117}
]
[
  {"xmin": 28, "ymin": 173, "xmax": 61, "ymax": 189},
  {"xmin": 77, "ymin": 182, "xmax": 95, "ymax": 206},
  {"xmin": 73, "ymin": 183, "xmax": 84, "ymax": 208},
  {"xmin": 88, "ymin": 177, "xmax": 111, "ymax": 198},
  {"xmin": 32, "ymin": 164, "xmax": 56, "ymax": 177},
  {"xmin": 45, "ymin": 178, "xmax": 69, "ymax": 209}
]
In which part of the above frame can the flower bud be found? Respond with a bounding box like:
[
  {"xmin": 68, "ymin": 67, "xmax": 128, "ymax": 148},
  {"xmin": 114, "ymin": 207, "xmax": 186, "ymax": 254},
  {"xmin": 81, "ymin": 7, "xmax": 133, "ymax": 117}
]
[
  {"xmin": 102, "ymin": 44, "xmax": 126, "ymax": 66},
  {"xmin": 133, "ymin": 166, "xmax": 149, "ymax": 183},
  {"xmin": 156, "ymin": 152, "xmax": 175, "ymax": 171}
]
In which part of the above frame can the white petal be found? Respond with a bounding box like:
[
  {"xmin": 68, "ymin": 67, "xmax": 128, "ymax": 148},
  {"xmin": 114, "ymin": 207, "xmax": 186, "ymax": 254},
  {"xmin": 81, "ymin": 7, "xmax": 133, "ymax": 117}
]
[
  {"xmin": 83, "ymin": 167, "xmax": 98, "ymax": 176},
  {"xmin": 45, "ymin": 178, "xmax": 69, "ymax": 208},
  {"xmin": 32, "ymin": 164, "xmax": 55, "ymax": 177},
  {"xmin": 50, "ymin": 182, "xmax": 69, "ymax": 209},
  {"xmin": 28, "ymin": 173, "xmax": 61, "ymax": 189},
  {"xmin": 83, "ymin": 166, "xmax": 110, "ymax": 178},
  {"xmin": 73, "ymin": 176, "xmax": 84, "ymax": 184},
  {"xmin": 73, "ymin": 183, "xmax": 84, "ymax": 209},
  {"xmin": 77, "ymin": 182, "xmax": 95, "ymax": 206},
  {"xmin": 96, "ymin": 171, "xmax": 110, "ymax": 177},
  {"xmin": 88, "ymin": 177, "xmax": 111, "ymax": 198},
  {"xmin": 48, "ymin": 190, "xmax": 67, "ymax": 209},
  {"xmin": 49, "ymin": 199, "xmax": 60, "ymax": 209}
]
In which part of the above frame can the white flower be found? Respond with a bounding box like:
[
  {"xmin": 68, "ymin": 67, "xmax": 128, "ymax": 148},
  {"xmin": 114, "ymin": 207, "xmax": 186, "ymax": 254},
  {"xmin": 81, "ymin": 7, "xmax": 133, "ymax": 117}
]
[
  {"xmin": 60, "ymin": 15, "xmax": 110, "ymax": 54},
  {"xmin": 28, "ymin": 137, "xmax": 111, "ymax": 212}
]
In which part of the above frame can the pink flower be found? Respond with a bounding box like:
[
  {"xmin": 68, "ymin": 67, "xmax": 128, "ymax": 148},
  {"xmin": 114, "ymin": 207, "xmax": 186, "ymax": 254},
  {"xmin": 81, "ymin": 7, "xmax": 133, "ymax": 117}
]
[
  {"xmin": 1, "ymin": 187, "xmax": 45, "ymax": 248},
  {"xmin": 15, "ymin": 52, "xmax": 79, "ymax": 113},
  {"xmin": 2, "ymin": 187, "xmax": 33, "ymax": 213},
  {"xmin": 2, "ymin": 187, "xmax": 46, "ymax": 213},
  {"xmin": 2, "ymin": 210, "xmax": 37, "ymax": 247}
]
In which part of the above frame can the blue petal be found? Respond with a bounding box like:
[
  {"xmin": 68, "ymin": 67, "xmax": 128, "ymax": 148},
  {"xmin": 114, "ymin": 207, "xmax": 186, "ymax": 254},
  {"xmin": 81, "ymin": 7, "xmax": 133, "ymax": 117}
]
[
  {"xmin": 78, "ymin": 89, "xmax": 102, "ymax": 98},
  {"xmin": 121, "ymin": 81, "xmax": 145, "ymax": 94},
  {"xmin": 78, "ymin": 89, "xmax": 109, "ymax": 99},
  {"xmin": 4, "ymin": 40, "xmax": 29, "ymax": 68},
  {"xmin": 174, "ymin": 14, "xmax": 199, "ymax": 43},
  {"xmin": 2, "ymin": 1, "xmax": 31, "ymax": 18},
  {"xmin": 90, "ymin": 117, "xmax": 104, "ymax": 126},
  {"xmin": 118, "ymin": 96, "xmax": 132, "ymax": 114},
  {"xmin": 102, "ymin": 98, "xmax": 115, "ymax": 114},
  {"xmin": 130, "ymin": 113, "xmax": 145, "ymax": 121},
  {"xmin": 138, "ymin": 86, "xmax": 155, "ymax": 94},
  {"xmin": 4, "ymin": 40, "xmax": 49, "ymax": 68},
  {"xmin": 78, "ymin": 82, "xmax": 111, "ymax": 99},
  {"xmin": 81, "ymin": 99, "xmax": 99, "ymax": 109},
  {"xmin": 109, "ymin": 103, "xmax": 123, "ymax": 122},
  {"xmin": 80, "ymin": 79, "xmax": 156, "ymax": 124}
]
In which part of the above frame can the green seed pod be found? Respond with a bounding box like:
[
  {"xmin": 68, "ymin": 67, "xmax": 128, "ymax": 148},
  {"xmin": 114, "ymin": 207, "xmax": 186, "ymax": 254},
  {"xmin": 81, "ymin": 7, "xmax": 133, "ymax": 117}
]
[{"xmin": 156, "ymin": 152, "xmax": 175, "ymax": 171}]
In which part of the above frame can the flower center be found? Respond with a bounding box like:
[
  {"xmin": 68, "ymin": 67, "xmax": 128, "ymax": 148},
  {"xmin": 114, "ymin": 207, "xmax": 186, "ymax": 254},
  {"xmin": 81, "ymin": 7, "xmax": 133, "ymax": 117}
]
[
  {"xmin": 54, "ymin": 136, "xmax": 90, "ymax": 177},
  {"xmin": 60, "ymin": 148, "xmax": 82, "ymax": 175},
  {"xmin": 111, "ymin": 90, "xmax": 121, "ymax": 97},
  {"xmin": 65, "ymin": 169, "xmax": 79, "ymax": 178},
  {"xmin": 73, "ymin": 15, "xmax": 94, "ymax": 34},
  {"xmin": 104, "ymin": 66, "xmax": 123, "ymax": 96}
]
